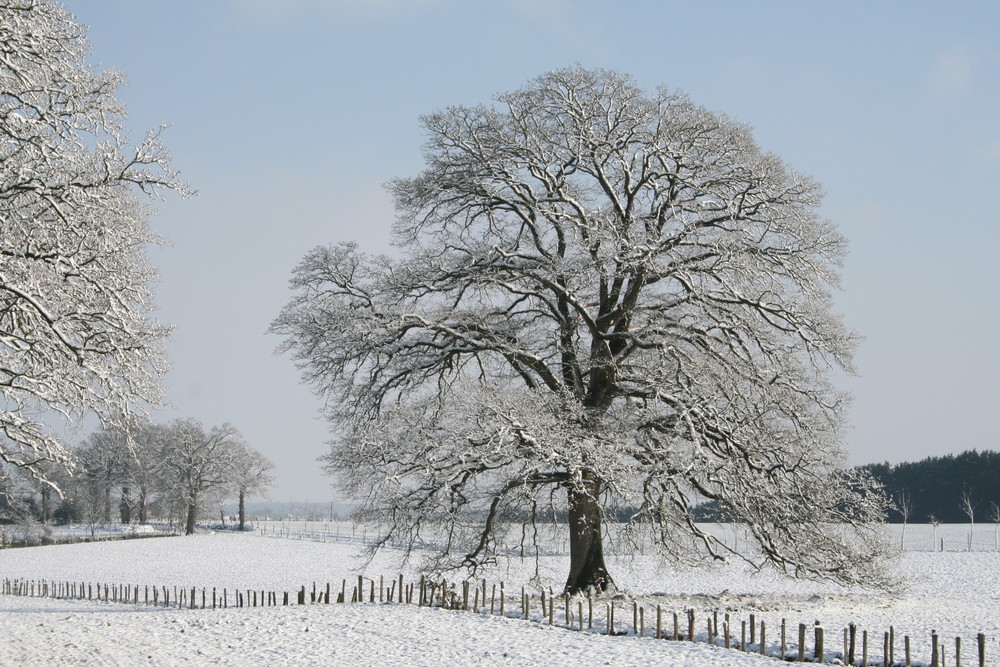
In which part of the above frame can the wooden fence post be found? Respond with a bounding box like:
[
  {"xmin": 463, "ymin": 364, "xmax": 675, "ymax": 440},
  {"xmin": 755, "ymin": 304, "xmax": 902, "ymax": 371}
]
[
  {"xmin": 815, "ymin": 623, "xmax": 824, "ymax": 662},
  {"xmin": 798, "ymin": 623, "xmax": 806, "ymax": 662}
]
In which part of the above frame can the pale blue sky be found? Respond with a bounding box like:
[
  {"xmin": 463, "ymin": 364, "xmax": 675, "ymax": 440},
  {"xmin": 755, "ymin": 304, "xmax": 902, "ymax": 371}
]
[{"xmin": 65, "ymin": 0, "xmax": 1000, "ymax": 501}]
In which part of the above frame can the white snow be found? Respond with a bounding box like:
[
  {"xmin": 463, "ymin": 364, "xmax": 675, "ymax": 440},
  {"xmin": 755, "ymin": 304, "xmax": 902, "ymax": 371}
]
[{"xmin": 1, "ymin": 524, "xmax": 998, "ymax": 666}]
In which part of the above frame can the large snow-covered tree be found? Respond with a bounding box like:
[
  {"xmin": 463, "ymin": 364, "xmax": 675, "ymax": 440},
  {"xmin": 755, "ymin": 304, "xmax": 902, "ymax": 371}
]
[
  {"xmin": 153, "ymin": 419, "xmax": 241, "ymax": 535},
  {"xmin": 273, "ymin": 67, "xmax": 891, "ymax": 593},
  {"xmin": 0, "ymin": 0, "xmax": 186, "ymax": 481}
]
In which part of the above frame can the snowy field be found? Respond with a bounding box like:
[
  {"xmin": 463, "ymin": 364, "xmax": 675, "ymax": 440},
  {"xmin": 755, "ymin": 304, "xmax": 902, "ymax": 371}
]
[{"xmin": 0, "ymin": 524, "xmax": 998, "ymax": 666}]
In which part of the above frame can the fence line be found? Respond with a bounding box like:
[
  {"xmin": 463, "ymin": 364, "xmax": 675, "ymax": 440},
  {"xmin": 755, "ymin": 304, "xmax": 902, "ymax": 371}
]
[{"xmin": 2, "ymin": 575, "xmax": 988, "ymax": 666}]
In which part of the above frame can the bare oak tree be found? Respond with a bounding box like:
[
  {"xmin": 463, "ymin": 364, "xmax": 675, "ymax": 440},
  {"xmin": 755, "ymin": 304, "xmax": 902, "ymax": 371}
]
[
  {"xmin": 154, "ymin": 419, "xmax": 241, "ymax": 535},
  {"xmin": 273, "ymin": 67, "xmax": 892, "ymax": 593},
  {"xmin": 226, "ymin": 441, "xmax": 275, "ymax": 531},
  {"xmin": 0, "ymin": 0, "xmax": 187, "ymax": 482}
]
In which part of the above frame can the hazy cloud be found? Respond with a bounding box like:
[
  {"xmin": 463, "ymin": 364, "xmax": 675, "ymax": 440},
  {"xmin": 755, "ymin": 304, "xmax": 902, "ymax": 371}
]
[{"xmin": 927, "ymin": 47, "xmax": 974, "ymax": 101}]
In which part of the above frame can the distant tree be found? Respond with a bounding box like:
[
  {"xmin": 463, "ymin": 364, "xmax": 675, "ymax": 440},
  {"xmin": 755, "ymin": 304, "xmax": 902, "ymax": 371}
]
[
  {"xmin": 123, "ymin": 422, "xmax": 163, "ymax": 524},
  {"xmin": 862, "ymin": 450, "xmax": 1000, "ymax": 524},
  {"xmin": 155, "ymin": 419, "xmax": 241, "ymax": 534},
  {"xmin": 274, "ymin": 66, "xmax": 892, "ymax": 593},
  {"xmin": 0, "ymin": 0, "xmax": 187, "ymax": 483},
  {"xmin": 960, "ymin": 487, "xmax": 976, "ymax": 551},
  {"xmin": 226, "ymin": 441, "xmax": 275, "ymax": 531},
  {"xmin": 77, "ymin": 427, "xmax": 130, "ymax": 524},
  {"xmin": 895, "ymin": 490, "xmax": 913, "ymax": 549},
  {"xmin": 51, "ymin": 496, "xmax": 83, "ymax": 525}
]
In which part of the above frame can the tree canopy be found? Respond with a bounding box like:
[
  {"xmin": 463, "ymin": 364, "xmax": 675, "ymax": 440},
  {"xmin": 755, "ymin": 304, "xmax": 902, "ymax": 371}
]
[
  {"xmin": 862, "ymin": 450, "xmax": 1000, "ymax": 524},
  {"xmin": 273, "ymin": 66, "xmax": 892, "ymax": 593},
  {"xmin": 1, "ymin": 0, "xmax": 187, "ymax": 481}
]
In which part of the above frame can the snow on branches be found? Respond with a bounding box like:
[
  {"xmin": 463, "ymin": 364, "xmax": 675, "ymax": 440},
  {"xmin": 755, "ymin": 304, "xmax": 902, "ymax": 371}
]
[
  {"xmin": 1, "ymin": 0, "xmax": 189, "ymax": 480},
  {"xmin": 273, "ymin": 66, "xmax": 893, "ymax": 592}
]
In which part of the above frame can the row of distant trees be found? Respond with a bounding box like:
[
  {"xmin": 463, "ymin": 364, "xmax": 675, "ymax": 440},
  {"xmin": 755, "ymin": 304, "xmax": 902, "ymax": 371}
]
[
  {"xmin": 1, "ymin": 419, "xmax": 274, "ymax": 535},
  {"xmin": 859, "ymin": 450, "xmax": 1000, "ymax": 525}
]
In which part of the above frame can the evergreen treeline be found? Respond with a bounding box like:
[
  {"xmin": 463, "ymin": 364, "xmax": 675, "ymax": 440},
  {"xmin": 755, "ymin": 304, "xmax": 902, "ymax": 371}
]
[{"xmin": 860, "ymin": 450, "xmax": 1000, "ymax": 524}]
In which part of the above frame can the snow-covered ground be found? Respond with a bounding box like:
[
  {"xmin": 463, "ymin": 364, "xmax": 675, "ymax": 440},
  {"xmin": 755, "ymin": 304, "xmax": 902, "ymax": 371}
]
[{"xmin": 0, "ymin": 525, "xmax": 997, "ymax": 666}]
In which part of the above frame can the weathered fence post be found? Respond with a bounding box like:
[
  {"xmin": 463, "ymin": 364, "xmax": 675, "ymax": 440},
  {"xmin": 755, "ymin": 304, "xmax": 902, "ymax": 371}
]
[
  {"xmin": 783, "ymin": 620, "xmax": 791, "ymax": 662},
  {"xmin": 815, "ymin": 623, "xmax": 824, "ymax": 662},
  {"xmin": 798, "ymin": 623, "xmax": 806, "ymax": 662}
]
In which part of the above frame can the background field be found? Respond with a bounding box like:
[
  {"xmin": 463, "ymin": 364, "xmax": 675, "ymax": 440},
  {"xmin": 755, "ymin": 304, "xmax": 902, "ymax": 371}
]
[{"xmin": 1, "ymin": 523, "xmax": 998, "ymax": 666}]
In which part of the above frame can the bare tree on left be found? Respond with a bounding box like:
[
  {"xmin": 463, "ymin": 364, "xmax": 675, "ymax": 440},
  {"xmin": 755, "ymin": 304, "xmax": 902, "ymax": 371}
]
[{"xmin": 0, "ymin": 0, "xmax": 188, "ymax": 483}]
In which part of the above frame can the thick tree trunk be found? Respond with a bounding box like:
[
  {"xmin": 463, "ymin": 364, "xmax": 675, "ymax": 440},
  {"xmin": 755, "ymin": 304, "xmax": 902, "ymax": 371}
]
[
  {"xmin": 185, "ymin": 498, "xmax": 198, "ymax": 535},
  {"xmin": 120, "ymin": 487, "xmax": 131, "ymax": 524},
  {"xmin": 138, "ymin": 489, "xmax": 148, "ymax": 525},
  {"xmin": 564, "ymin": 473, "xmax": 614, "ymax": 594},
  {"xmin": 103, "ymin": 482, "xmax": 112, "ymax": 523},
  {"xmin": 238, "ymin": 490, "xmax": 246, "ymax": 531}
]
